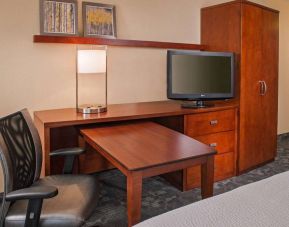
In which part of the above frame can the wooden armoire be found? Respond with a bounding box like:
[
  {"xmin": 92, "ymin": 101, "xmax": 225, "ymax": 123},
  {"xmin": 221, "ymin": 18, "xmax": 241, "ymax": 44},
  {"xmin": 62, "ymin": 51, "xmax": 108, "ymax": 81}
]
[{"xmin": 201, "ymin": 0, "xmax": 279, "ymax": 173}]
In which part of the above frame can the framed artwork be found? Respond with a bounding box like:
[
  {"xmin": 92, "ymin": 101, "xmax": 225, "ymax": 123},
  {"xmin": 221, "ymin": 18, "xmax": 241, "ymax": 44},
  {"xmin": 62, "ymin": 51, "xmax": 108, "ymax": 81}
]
[
  {"xmin": 82, "ymin": 2, "xmax": 117, "ymax": 38},
  {"xmin": 40, "ymin": 0, "xmax": 78, "ymax": 36}
]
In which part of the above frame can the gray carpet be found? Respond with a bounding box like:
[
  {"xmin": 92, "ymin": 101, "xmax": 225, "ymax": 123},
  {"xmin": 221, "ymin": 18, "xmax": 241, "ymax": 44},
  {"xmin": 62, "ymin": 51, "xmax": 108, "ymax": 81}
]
[{"xmin": 84, "ymin": 134, "xmax": 289, "ymax": 227}]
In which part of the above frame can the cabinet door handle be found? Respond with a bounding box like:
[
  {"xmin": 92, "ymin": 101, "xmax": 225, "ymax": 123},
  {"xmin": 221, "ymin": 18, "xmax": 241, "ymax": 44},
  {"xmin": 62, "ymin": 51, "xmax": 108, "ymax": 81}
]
[
  {"xmin": 210, "ymin": 120, "xmax": 218, "ymax": 125},
  {"xmin": 210, "ymin": 143, "xmax": 217, "ymax": 147},
  {"xmin": 259, "ymin": 81, "xmax": 265, "ymax": 95},
  {"xmin": 263, "ymin": 81, "xmax": 268, "ymax": 95}
]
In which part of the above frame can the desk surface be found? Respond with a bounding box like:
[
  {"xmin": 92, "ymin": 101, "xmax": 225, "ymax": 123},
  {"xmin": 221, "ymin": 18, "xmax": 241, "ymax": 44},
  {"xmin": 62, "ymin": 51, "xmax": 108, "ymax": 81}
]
[
  {"xmin": 34, "ymin": 100, "xmax": 238, "ymax": 128},
  {"xmin": 80, "ymin": 121, "xmax": 215, "ymax": 171}
]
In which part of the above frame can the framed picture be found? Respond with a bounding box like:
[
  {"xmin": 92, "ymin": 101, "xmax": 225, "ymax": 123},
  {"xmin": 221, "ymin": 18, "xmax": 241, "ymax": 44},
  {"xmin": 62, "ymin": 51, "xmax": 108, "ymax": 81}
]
[
  {"xmin": 40, "ymin": 0, "xmax": 78, "ymax": 36},
  {"xmin": 82, "ymin": 2, "xmax": 117, "ymax": 38}
]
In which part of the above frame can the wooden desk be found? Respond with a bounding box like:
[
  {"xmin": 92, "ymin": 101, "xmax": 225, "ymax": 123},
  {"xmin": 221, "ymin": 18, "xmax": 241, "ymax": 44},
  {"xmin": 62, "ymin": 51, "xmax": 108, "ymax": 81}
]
[
  {"xmin": 34, "ymin": 100, "xmax": 238, "ymax": 191},
  {"xmin": 80, "ymin": 121, "xmax": 216, "ymax": 227}
]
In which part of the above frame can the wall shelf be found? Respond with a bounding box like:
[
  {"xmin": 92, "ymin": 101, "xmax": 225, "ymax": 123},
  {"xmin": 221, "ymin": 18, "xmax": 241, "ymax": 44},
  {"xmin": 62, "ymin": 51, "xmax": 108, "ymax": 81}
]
[{"xmin": 33, "ymin": 35, "xmax": 205, "ymax": 50}]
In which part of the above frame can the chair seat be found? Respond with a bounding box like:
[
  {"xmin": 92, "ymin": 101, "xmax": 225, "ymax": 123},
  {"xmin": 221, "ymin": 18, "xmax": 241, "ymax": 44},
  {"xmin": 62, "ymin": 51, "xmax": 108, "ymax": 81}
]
[{"xmin": 5, "ymin": 174, "xmax": 99, "ymax": 227}]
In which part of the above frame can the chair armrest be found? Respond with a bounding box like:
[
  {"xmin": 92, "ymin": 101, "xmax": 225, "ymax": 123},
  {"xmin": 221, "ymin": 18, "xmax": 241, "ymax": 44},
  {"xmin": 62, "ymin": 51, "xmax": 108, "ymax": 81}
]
[
  {"xmin": 5, "ymin": 186, "xmax": 58, "ymax": 201},
  {"xmin": 50, "ymin": 147, "xmax": 85, "ymax": 157},
  {"xmin": 50, "ymin": 147, "xmax": 86, "ymax": 174},
  {"xmin": 5, "ymin": 186, "xmax": 58, "ymax": 226}
]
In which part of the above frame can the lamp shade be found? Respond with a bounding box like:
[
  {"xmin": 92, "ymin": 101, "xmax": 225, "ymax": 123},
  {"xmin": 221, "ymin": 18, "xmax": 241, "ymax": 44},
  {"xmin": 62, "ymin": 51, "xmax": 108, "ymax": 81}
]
[{"xmin": 77, "ymin": 49, "xmax": 106, "ymax": 74}]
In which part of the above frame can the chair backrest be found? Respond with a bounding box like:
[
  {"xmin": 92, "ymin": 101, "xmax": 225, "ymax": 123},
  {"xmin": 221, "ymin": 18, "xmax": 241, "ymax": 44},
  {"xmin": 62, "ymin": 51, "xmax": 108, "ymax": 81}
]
[{"xmin": 0, "ymin": 109, "xmax": 42, "ymax": 223}]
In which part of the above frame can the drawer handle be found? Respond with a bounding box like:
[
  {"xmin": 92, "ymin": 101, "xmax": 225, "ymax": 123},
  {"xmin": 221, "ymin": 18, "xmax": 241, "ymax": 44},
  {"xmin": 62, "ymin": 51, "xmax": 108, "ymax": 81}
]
[
  {"xmin": 210, "ymin": 143, "xmax": 217, "ymax": 147},
  {"xmin": 210, "ymin": 120, "xmax": 218, "ymax": 125}
]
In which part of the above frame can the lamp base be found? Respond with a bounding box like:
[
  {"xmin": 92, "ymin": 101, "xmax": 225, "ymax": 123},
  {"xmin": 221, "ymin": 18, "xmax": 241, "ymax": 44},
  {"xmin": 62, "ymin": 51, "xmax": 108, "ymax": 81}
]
[{"xmin": 77, "ymin": 105, "xmax": 107, "ymax": 114}]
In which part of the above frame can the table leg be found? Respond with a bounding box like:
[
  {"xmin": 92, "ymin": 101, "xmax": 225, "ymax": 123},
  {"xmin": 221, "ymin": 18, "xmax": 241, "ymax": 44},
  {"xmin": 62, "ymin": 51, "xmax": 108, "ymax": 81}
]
[
  {"xmin": 127, "ymin": 172, "xmax": 143, "ymax": 227},
  {"xmin": 201, "ymin": 155, "xmax": 214, "ymax": 199}
]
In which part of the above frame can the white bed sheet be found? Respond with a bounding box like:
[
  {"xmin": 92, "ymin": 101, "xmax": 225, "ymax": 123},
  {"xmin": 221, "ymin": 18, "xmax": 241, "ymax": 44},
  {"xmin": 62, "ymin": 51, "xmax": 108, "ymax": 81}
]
[{"xmin": 134, "ymin": 171, "xmax": 289, "ymax": 227}]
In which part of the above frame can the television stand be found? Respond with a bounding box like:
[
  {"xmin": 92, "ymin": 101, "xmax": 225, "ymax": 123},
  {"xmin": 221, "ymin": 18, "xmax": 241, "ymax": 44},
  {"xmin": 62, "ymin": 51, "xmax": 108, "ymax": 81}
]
[{"xmin": 181, "ymin": 101, "xmax": 214, "ymax": 109}]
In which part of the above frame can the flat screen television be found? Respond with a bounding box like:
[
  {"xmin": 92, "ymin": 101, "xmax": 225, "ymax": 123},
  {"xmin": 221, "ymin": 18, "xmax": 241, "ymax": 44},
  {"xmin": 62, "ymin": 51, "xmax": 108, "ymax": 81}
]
[{"xmin": 167, "ymin": 50, "xmax": 234, "ymax": 108}]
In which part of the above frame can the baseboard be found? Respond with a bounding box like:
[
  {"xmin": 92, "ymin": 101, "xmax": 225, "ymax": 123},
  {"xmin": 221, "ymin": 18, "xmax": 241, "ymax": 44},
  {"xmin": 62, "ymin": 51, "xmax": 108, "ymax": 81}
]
[{"xmin": 278, "ymin": 132, "xmax": 289, "ymax": 142}]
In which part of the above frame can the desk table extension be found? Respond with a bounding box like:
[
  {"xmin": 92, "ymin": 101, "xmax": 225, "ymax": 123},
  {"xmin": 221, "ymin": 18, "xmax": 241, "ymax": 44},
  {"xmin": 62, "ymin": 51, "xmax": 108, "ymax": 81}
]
[{"xmin": 80, "ymin": 121, "xmax": 216, "ymax": 227}]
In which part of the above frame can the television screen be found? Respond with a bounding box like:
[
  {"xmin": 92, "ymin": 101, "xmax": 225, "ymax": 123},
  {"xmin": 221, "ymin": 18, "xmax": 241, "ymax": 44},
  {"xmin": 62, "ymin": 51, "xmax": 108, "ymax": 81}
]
[{"xmin": 167, "ymin": 50, "xmax": 234, "ymax": 100}]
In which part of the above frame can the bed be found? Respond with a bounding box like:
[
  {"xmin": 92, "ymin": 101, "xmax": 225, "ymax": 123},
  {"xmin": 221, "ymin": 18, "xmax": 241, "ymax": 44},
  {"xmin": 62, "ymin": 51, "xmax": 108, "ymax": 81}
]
[{"xmin": 134, "ymin": 171, "xmax": 289, "ymax": 227}]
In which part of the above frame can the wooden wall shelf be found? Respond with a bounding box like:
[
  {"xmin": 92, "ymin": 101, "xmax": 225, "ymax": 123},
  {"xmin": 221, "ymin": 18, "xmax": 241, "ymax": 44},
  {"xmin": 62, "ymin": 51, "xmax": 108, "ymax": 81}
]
[{"xmin": 33, "ymin": 35, "xmax": 205, "ymax": 50}]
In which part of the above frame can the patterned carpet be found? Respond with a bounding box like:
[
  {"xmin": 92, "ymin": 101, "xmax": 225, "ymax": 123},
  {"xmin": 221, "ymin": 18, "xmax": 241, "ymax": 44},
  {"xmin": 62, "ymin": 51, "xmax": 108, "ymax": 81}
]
[{"xmin": 84, "ymin": 134, "xmax": 289, "ymax": 227}]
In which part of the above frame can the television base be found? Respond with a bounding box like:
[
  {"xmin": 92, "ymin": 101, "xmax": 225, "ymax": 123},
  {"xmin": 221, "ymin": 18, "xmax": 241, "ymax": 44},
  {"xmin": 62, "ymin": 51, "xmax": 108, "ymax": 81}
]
[{"xmin": 181, "ymin": 101, "xmax": 214, "ymax": 109}]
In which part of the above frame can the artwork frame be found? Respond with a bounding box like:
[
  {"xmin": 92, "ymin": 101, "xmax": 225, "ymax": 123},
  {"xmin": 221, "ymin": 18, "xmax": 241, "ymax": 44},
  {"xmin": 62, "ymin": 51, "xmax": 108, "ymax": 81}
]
[
  {"xmin": 40, "ymin": 0, "xmax": 78, "ymax": 36},
  {"xmin": 82, "ymin": 2, "xmax": 117, "ymax": 39}
]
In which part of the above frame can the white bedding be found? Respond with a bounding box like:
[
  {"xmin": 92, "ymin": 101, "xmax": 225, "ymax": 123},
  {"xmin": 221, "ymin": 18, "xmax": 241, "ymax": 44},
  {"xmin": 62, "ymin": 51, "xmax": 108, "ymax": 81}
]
[{"xmin": 134, "ymin": 171, "xmax": 289, "ymax": 227}]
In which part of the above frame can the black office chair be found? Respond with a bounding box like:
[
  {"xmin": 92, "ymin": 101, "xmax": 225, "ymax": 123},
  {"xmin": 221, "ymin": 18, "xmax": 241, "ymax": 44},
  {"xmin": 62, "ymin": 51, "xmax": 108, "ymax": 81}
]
[{"xmin": 0, "ymin": 109, "xmax": 99, "ymax": 227}]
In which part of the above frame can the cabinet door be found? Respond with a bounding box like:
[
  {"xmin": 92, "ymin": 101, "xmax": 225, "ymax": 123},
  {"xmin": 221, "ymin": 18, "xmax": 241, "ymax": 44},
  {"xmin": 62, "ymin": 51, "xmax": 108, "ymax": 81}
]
[
  {"xmin": 260, "ymin": 9, "xmax": 279, "ymax": 162},
  {"xmin": 239, "ymin": 5, "xmax": 279, "ymax": 172}
]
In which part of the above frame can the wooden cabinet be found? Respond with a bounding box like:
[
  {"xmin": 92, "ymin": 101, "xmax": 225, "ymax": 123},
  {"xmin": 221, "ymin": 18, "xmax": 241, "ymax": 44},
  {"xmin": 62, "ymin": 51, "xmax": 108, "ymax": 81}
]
[
  {"xmin": 183, "ymin": 108, "xmax": 238, "ymax": 190},
  {"xmin": 201, "ymin": 0, "xmax": 279, "ymax": 173}
]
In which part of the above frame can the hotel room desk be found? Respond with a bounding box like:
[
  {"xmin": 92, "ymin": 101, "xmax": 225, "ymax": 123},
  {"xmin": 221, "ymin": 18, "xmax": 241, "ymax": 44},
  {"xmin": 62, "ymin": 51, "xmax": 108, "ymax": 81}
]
[
  {"xmin": 80, "ymin": 121, "xmax": 216, "ymax": 226},
  {"xmin": 34, "ymin": 100, "xmax": 238, "ymax": 190}
]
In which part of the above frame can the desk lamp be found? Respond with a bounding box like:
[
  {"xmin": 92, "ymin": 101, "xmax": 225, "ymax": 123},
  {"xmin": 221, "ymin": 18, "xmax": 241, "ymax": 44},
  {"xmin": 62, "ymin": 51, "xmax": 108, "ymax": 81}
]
[{"xmin": 76, "ymin": 46, "xmax": 107, "ymax": 114}]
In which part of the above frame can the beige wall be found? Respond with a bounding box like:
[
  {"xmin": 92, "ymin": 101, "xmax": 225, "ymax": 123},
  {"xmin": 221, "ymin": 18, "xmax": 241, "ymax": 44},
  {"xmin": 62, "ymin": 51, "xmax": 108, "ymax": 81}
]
[
  {"xmin": 0, "ymin": 0, "xmax": 225, "ymax": 116},
  {"xmin": 1, "ymin": 0, "xmax": 288, "ymax": 133},
  {"xmin": 0, "ymin": 0, "xmax": 289, "ymax": 190}
]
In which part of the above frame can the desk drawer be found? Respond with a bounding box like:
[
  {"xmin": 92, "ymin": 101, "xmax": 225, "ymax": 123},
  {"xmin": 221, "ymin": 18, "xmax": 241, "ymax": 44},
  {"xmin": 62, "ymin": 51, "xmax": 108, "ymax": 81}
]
[
  {"xmin": 185, "ymin": 152, "xmax": 235, "ymax": 189},
  {"xmin": 194, "ymin": 131, "xmax": 235, "ymax": 155},
  {"xmin": 185, "ymin": 109, "xmax": 236, "ymax": 137}
]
